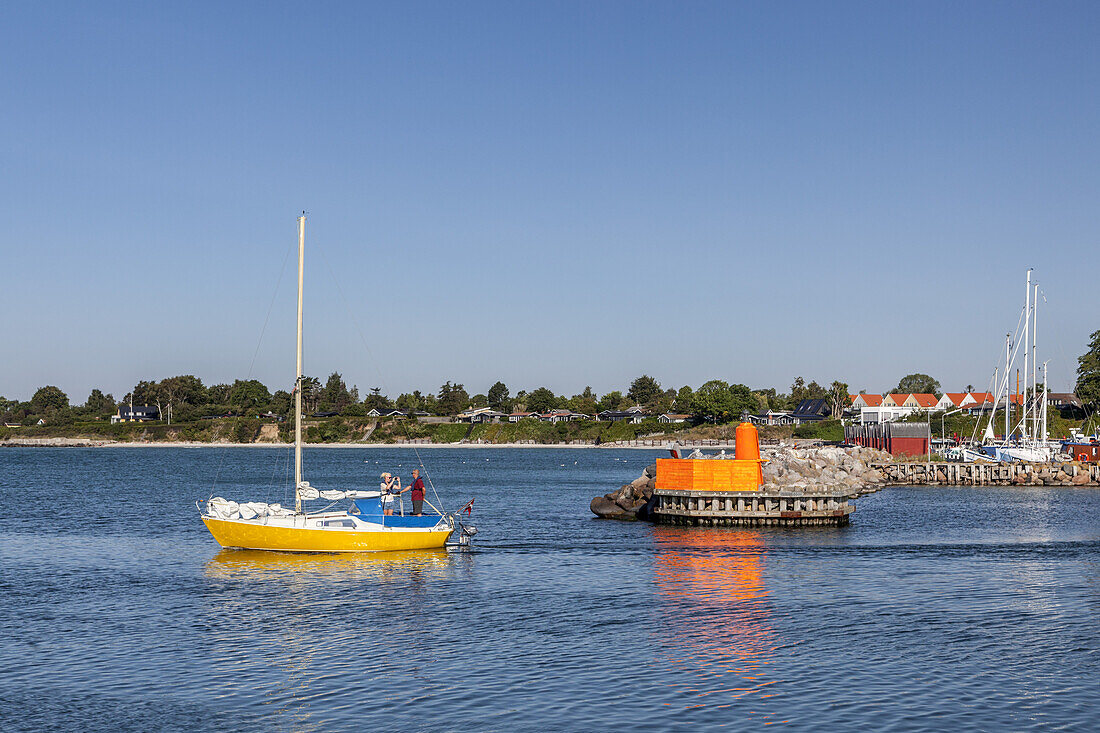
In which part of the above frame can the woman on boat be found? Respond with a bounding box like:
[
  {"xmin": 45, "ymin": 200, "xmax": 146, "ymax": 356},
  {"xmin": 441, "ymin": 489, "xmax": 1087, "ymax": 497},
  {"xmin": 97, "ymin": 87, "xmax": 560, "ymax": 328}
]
[{"xmin": 380, "ymin": 472, "xmax": 401, "ymax": 516}]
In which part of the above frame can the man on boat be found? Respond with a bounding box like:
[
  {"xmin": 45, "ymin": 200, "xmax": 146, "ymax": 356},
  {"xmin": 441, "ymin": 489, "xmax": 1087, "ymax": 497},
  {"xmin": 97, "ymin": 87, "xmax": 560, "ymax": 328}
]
[{"xmin": 400, "ymin": 468, "xmax": 425, "ymax": 516}]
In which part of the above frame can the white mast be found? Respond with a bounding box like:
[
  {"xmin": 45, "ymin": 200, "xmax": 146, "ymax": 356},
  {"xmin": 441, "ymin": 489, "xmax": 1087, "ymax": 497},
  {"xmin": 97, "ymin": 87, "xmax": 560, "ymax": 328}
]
[
  {"xmin": 1042, "ymin": 360, "xmax": 1049, "ymax": 443},
  {"xmin": 1032, "ymin": 282, "xmax": 1039, "ymax": 442},
  {"xmin": 1004, "ymin": 334, "xmax": 1010, "ymax": 442},
  {"xmin": 986, "ymin": 366, "xmax": 999, "ymax": 443},
  {"xmin": 1023, "ymin": 270, "xmax": 1030, "ymax": 440},
  {"xmin": 294, "ymin": 214, "xmax": 306, "ymax": 514}
]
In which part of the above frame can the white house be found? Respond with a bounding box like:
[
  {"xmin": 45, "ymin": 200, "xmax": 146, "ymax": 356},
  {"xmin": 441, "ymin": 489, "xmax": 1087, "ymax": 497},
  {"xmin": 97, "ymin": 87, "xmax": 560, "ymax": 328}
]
[
  {"xmin": 457, "ymin": 407, "xmax": 506, "ymax": 423},
  {"xmin": 936, "ymin": 393, "xmax": 975, "ymax": 411}
]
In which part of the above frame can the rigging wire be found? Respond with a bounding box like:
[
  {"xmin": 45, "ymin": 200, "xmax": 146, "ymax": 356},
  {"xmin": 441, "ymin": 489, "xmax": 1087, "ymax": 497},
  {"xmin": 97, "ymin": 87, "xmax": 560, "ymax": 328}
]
[
  {"xmin": 315, "ymin": 244, "xmax": 448, "ymax": 514},
  {"xmin": 977, "ymin": 304, "xmax": 1030, "ymax": 445},
  {"xmin": 209, "ymin": 236, "xmax": 296, "ymax": 497}
]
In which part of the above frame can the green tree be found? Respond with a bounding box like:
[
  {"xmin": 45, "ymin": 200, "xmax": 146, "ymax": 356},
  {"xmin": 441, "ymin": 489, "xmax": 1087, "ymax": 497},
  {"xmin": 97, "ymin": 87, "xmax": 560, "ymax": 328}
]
[
  {"xmin": 487, "ymin": 381, "xmax": 510, "ymax": 412},
  {"xmin": 160, "ymin": 375, "xmax": 205, "ymax": 405},
  {"xmin": 673, "ymin": 385, "xmax": 694, "ymax": 413},
  {"xmin": 395, "ymin": 391, "xmax": 425, "ymax": 412},
  {"xmin": 790, "ymin": 377, "xmax": 807, "ymax": 405},
  {"xmin": 470, "ymin": 393, "xmax": 488, "ymax": 408},
  {"xmin": 296, "ymin": 377, "xmax": 321, "ymax": 413},
  {"xmin": 130, "ymin": 380, "xmax": 159, "ymax": 406},
  {"xmin": 656, "ymin": 387, "xmax": 676, "ymax": 413},
  {"xmin": 271, "ymin": 389, "xmax": 292, "ymax": 416},
  {"xmin": 31, "ymin": 385, "xmax": 69, "ymax": 412},
  {"xmin": 230, "ymin": 379, "xmax": 272, "ymax": 410},
  {"xmin": 0, "ymin": 396, "xmax": 21, "ymax": 419},
  {"xmin": 895, "ymin": 373, "xmax": 941, "ymax": 396},
  {"xmin": 596, "ymin": 390, "xmax": 626, "ymax": 413},
  {"xmin": 627, "ymin": 375, "xmax": 662, "ymax": 408},
  {"xmin": 567, "ymin": 387, "xmax": 597, "ymax": 416},
  {"xmin": 805, "ymin": 380, "xmax": 828, "ymax": 400},
  {"xmin": 206, "ymin": 383, "xmax": 233, "ymax": 406},
  {"xmin": 364, "ymin": 387, "xmax": 391, "ymax": 411},
  {"xmin": 153, "ymin": 375, "xmax": 206, "ymax": 422},
  {"xmin": 321, "ymin": 372, "xmax": 352, "ymax": 411},
  {"xmin": 85, "ymin": 389, "xmax": 115, "ymax": 415},
  {"xmin": 828, "ymin": 381, "xmax": 850, "ymax": 418},
  {"xmin": 526, "ymin": 387, "xmax": 559, "ymax": 413},
  {"xmin": 438, "ymin": 381, "xmax": 470, "ymax": 415},
  {"xmin": 754, "ymin": 387, "xmax": 779, "ymax": 410},
  {"xmin": 1076, "ymin": 329, "xmax": 1100, "ymax": 408},
  {"xmin": 690, "ymin": 380, "xmax": 756, "ymax": 423}
]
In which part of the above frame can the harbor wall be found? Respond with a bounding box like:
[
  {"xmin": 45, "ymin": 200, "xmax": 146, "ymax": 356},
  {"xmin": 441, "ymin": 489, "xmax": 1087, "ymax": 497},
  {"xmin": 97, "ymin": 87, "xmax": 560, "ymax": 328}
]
[{"xmin": 875, "ymin": 461, "xmax": 1100, "ymax": 486}]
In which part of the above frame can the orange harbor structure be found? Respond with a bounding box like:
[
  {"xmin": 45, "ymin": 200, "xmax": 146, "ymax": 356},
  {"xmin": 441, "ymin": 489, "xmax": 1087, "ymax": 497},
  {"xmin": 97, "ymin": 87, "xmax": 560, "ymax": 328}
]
[{"xmin": 650, "ymin": 422, "xmax": 856, "ymax": 526}]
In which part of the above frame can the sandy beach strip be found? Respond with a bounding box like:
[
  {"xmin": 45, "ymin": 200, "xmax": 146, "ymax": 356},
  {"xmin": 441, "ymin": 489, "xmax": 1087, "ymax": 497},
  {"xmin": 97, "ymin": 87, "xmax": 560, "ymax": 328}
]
[{"xmin": 1, "ymin": 437, "xmax": 667, "ymax": 449}]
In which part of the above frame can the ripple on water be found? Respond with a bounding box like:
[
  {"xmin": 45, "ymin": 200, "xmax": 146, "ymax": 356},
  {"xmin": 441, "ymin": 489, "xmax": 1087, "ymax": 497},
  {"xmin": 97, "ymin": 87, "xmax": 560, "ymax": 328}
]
[{"xmin": 0, "ymin": 448, "xmax": 1097, "ymax": 731}]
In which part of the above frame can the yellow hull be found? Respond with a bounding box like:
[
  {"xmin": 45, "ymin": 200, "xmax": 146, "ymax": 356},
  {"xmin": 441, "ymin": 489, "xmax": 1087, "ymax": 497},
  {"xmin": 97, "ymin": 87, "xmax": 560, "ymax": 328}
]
[{"xmin": 202, "ymin": 516, "xmax": 453, "ymax": 553}]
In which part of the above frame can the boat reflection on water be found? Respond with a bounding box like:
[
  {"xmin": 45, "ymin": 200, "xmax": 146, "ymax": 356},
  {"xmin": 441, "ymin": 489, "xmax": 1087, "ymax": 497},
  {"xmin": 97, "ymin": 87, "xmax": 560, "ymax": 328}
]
[
  {"xmin": 204, "ymin": 547, "xmax": 453, "ymax": 580},
  {"xmin": 200, "ymin": 548, "xmax": 463, "ymax": 733},
  {"xmin": 651, "ymin": 526, "xmax": 782, "ymax": 719}
]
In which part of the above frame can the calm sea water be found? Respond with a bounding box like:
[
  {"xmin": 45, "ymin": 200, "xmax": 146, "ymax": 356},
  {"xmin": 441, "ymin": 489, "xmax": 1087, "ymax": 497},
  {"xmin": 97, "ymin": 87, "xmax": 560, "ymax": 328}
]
[{"xmin": 0, "ymin": 447, "xmax": 1097, "ymax": 732}]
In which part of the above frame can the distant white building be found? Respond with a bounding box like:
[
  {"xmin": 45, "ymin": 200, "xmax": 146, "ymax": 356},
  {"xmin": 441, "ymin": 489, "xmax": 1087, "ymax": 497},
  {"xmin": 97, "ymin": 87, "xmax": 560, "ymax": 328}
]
[{"xmin": 456, "ymin": 407, "xmax": 506, "ymax": 423}]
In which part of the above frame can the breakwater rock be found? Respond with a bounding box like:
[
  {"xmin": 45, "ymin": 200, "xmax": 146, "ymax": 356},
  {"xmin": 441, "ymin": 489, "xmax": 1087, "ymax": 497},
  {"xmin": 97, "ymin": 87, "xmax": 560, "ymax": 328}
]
[
  {"xmin": 761, "ymin": 445, "xmax": 891, "ymax": 495},
  {"xmin": 591, "ymin": 445, "xmax": 893, "ymax": 520},
  {"xmin": 878, "ymin": 460, "xmax": 1100, "ymax": 486},
  {"xmin": 590, "ymin": 464, "xmax": 658, "ymax": 520}
]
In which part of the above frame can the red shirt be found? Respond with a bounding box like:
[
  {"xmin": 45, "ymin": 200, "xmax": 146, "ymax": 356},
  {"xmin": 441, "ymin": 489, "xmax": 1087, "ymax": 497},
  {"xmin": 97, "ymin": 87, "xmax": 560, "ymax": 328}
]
[{"xmin": 410, "ymin": 477, "xmax": 425, "ymax": 501}]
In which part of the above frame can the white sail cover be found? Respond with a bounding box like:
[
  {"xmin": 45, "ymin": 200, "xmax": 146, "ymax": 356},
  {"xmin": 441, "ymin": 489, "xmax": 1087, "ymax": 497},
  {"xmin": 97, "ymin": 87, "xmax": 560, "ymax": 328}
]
[{"xmin": 206, "ymin": 497, "xmax": 294, "ymax": 520}]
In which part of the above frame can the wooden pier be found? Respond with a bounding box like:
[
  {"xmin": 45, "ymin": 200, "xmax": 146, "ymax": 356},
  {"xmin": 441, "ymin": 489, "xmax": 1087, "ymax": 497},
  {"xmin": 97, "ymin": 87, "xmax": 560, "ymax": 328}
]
[
  {"xmin": 651, "ymin": 488, "xmax": 853, "ymax": 526},
  {"xmin": 874, "ymin": 461, "xmax": 1100, "ymax": 486}
]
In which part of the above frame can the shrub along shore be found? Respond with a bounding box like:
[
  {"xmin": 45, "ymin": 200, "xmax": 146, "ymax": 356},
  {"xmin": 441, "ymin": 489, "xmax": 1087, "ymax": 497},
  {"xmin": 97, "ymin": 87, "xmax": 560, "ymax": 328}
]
[{"xmin": 0, "ymin": 416, "xmax": 846, "ymax": 446}]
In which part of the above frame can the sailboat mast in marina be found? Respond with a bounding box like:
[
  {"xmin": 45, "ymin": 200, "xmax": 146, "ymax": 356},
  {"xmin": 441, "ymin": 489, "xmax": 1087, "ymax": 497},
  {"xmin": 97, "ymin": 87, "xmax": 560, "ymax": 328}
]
[
  {"xmin": 967, "ymin": 268, "xmax": 1055, "ymax": 463},
  {"xmin": 200, "ymin": 215, "xmax": 474, "ymax": 552}
]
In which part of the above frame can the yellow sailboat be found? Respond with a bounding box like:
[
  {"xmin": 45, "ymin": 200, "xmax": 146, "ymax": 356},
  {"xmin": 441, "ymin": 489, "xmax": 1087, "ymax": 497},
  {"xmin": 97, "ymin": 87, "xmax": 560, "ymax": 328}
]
[{"xmin": 200, "ymin": 215, "xmax": 472, "ymax": 552}]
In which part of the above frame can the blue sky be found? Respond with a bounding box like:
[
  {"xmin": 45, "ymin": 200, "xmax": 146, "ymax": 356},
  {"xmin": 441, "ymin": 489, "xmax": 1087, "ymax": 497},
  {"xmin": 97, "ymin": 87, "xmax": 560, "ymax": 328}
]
[{"xmin": 2, "ymin": 1, "xmax": 1098, "ymax": 403}]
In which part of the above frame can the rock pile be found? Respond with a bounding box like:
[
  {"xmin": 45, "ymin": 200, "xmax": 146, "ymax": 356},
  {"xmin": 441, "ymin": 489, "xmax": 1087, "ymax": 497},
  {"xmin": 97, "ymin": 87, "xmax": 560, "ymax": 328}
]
[
  {"xmin": 590, "ymin": 464, "xmax": 658, "ymax": 520},
  {"xmin": 761, "ymin": 445, "xmax": 891, "ymax": 495},
  {"xmin": 590, "ymin": 446, "xmax": 894, "ymax": 521}
]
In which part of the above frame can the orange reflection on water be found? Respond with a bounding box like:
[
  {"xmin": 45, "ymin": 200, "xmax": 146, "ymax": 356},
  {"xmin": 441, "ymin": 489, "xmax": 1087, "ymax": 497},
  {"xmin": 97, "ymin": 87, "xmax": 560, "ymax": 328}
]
[
  {"xmin": 653, "ymin": 526, "xmax": 768, "ymax": 603},
  {"xmin": 651, "ymin": 526, "xmax": 782, "ymax": 718}
]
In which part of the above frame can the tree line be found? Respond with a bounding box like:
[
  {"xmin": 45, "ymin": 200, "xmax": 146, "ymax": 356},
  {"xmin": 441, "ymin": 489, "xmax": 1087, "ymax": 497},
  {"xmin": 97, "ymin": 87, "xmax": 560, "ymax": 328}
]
[
  {"xmin": 6, "ymin": 331, "xmax": 1097, "ymax": 428},
  {"xmin": 2, "ymin": 373, "xmax": 851, "ymax": 426}
]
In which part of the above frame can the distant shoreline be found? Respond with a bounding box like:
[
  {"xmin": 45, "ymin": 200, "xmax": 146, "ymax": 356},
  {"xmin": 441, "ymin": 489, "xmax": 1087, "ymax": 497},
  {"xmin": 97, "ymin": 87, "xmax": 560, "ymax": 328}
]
[{"xmin": 0, "ymin": 438, "xmax": 674, "ymax": 450}]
